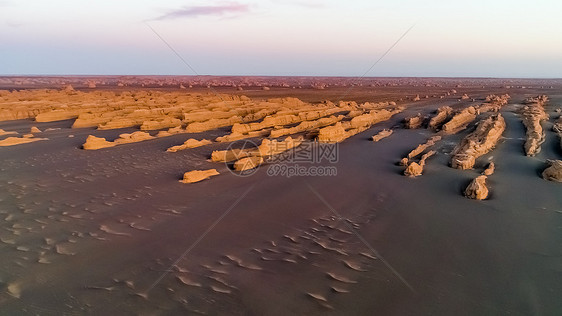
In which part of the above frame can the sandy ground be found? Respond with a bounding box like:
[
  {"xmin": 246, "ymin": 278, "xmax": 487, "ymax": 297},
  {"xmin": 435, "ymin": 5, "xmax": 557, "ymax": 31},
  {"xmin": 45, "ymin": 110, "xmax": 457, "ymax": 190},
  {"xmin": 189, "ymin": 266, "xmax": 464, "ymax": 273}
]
[{"xmin": 0, "ymin": 78, "xmax": 561, "ymax": 315}]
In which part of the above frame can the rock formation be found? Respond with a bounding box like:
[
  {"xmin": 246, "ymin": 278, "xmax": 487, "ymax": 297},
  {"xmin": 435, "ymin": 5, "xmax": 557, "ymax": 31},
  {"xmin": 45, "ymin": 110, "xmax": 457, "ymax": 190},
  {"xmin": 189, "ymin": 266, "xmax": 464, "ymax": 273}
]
[
  {"xmin": 406, "ymin": 136, "xmax": 441, "ymax": 160},
  {"xmin": 317, "ymin": 122, "xmax": 348, "ymax": 143},
  {"xmin": 542, "ymin": 160, "xmax": 562, "ymax": 182},
  {"xmin": 404, "ymin": 150, "xmax": 435, "ymax": 177},
  {"xmin": 371, "ymin": 129, "xmax": 393, "ymax": 142},
  {"xmin": 0, "ymin": 128, "xmax": 17, "ymax": 136},
  {"xmin": 451, "ymin": 114, "xmax": 506, "ymax": 170},
  {"xmin": 167, "ymin": 139, "xmax": 212, "ymax": 153},
  {"xmin": 553, "ymin": 116, "xmax": 562, "ymax": 150},
  {"xmin": 442, "ymin": 106, "xmax": 478, "ymax": 133},
  {"xmin": 0, "ymin": 136, "xmax": 47, "ymax": 147},
  {"xmin": 464, "ymin": 175, "xmax": 489, "ymax": 200},
  {"xmin": 211, "ymin": 148, "xmax": 254, "ymax": 162},
  {"xmin": 428, "ymin": 106, "xmax": 453, "ymax": 130},
  {"xmin": 234, "ymin": 156, "xmax": 264, "ymax": 171},
  {"xmin": 30, "ymin": 126, "xmax": 41, "ymax": 133},
  {"xmin": 82, "ymin": 131, "xmax": 154, "ymax": 150},
  {"xmin": 82, "ymin": 135, "xmax": 116, "ymax": 150},
  {"xmin": 318, "ymin": 108, "xmax": 402, "ymax": 143},
  {"xmin": 482, "ymin": 162, "xmax": 495, "ymax": 176},
  {"xmin": 179, "ymin": 169, "xmax": 219, "ymax": 183},
  {"xmin": 257, "ymin": 137, "xmax": 303, "ymax": 157},
  {"xmin": 521, "ymin": 96, "xmax": 549, "ymax": 156},
  {"xmin": 404, "ymin": 114, "xmax": 423, "ymax": 129}
]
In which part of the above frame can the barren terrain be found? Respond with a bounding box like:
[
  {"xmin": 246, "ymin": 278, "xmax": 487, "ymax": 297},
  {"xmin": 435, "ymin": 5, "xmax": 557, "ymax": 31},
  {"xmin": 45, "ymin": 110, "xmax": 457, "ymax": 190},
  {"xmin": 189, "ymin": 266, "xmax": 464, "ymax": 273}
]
[{"xmin": 0, "ymin": 76, "xmax": 561, "ymax": 315}]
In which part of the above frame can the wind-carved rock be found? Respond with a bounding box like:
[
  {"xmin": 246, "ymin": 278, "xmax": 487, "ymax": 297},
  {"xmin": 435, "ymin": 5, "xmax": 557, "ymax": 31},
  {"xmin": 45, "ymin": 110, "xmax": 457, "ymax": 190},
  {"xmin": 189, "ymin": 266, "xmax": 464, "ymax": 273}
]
[
  {"xmin": 404, "ymin": 114, "xmax": 423, "ymax": 129},
  {"xmin": 451, "ymin": 114, "xmax": 505, "ymax": 170},
  {"xmin": 464, "ymin": 175, "xmax": 489, "ymax": 200},
  {"xmin": 371, "ymin": 129, "xmax": 393, "ymax": 142},
  {"xmin": 179, "ymin": 169, "xmax": 219, "ymax": 183},
  {"xmin": 521, "ymin": 95, "xmax": 549, "ymax": 156},
  {"xmin": 428, "ymin": 106, "xmax": 453, "ymax": 131},
  {"xmin": 406, "ymin": 136, "xmax": 441, "ymax": 161},
  {"xmin": 442, "ymin": 106, "xmax": 478, "ymax": 134},
  {"xmin": 542, "ymin": 160, "xmax": 562, "ymax": 182},
  {"xmin": 404, "ymin": 150, "xmax": 435, "ymax": 177},
  {"xmin": 166, "ymin": 139, "xmax": 212, "ymax": 153},
  {"xmin": 317, "ymin": 108, "xmax": 402, "ymax": 143}
]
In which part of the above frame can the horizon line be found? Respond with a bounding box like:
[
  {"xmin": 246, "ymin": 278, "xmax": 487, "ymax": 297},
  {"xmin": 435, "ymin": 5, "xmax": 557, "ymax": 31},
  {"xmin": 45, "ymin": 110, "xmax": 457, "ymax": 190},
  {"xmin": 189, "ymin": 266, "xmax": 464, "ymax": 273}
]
[{"xmin": 1, "ymin": 74, "xmax": 561, "ymax": 80}]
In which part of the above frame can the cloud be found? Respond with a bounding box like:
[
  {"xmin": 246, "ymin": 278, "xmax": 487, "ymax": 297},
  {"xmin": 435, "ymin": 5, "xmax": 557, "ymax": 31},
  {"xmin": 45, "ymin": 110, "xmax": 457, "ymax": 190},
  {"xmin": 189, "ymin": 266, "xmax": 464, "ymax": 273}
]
[{"xmin": 155, "ymin": 2, "xmax": 250, "ymax": 20}]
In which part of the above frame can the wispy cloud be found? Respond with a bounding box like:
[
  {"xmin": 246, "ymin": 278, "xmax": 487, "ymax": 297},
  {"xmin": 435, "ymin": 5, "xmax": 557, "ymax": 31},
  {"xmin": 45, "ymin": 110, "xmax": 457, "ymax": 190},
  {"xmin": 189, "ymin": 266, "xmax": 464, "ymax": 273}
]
[{"xmin": 155, "ymin": 2, "xmax": 250, "ymax": 20}]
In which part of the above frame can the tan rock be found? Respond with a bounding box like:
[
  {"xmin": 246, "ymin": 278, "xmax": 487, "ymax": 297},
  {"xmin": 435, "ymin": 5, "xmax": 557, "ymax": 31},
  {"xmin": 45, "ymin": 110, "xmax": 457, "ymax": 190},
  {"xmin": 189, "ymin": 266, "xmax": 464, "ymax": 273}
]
[
  {"xmin": 35, "ymin": 110, "xmax": 79, "ymax": 122},
  {"xmin": 542, "ymin": 160, "xmax": 562, "ymax": 182},
  {"xmin": 407, "ymin": 136, "xmax": 441, "ymax": 160},
  {"xmin": 30, "ymin": 126, "xmax": 41, "ymax": 133},
  {"xmin": 371, "ymin": 129, "xmax": 393, "ymax": 142},
  {"xmin": 0, "ymin": 136, "xmax": 47, "ymax": 147},
  {"xmin": 0, "ymin": 128, "xmax": 17, "ymax": 136},
  {"xmin": 442, "ymin": 106, "xmax": 478, "ymax": 133},
  {"xmin": 317, "ymin": 122, "xmax": 348, "ymax": 143},
  {"xmin": 234, "ymin": 156, "xmax": 264, "ymax": 171},
  {"xmin": 82, "ymin": 135, "xmax": 116, "ymax": 150},
  {"xmin": 464, "ymin": 175, "xmax": 489, "ymax": 200},
  {"xmin": 521, "ymin": 96, "xmax": 549, "ymax": 156},
  {"xmin": 140, "ymin": 117, "xmax": 182, "ymax": 131},
  {"xmin": 404, "ymin": 114, "xmax": 423, "ymax": 129},
  {"xmin": 167, "ymin": 138, "xmax": 212, "ymax": 152},
  {"xmin": 114, "ymin": 131, "xmax": 154, "ymax": 145},
  {"xmin": 428, "ymin": 106, "xmax": 453, "ymax": 130},
  {"xmin": 482, "ymin": 162, "xmax": 495, "ymax": 176},
  {"xmin": 404, "ymin": 150, "xmax": 435, "ymax": 177},
  {"xmin": 211, "ymin": 148, "xmax": 253, "ymax": 162},
  {"xmin": 179, "ymin": 169, "xmax": 219, "ymax": 183},
  {"xmin": 257, "ymin": 136, "xmax": 302, "ymax": 157},
  {"xmin": 451, "ymin": 114, "xmax": 505, "ymax": 170}
]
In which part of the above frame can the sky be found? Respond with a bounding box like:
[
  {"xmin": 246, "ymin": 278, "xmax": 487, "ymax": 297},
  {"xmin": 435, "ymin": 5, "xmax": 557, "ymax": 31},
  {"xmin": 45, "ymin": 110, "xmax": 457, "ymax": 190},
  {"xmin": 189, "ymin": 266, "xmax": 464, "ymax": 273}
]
[{"xmin": 1, "ymin": 0, "xmax": 561, "ymax": 78}]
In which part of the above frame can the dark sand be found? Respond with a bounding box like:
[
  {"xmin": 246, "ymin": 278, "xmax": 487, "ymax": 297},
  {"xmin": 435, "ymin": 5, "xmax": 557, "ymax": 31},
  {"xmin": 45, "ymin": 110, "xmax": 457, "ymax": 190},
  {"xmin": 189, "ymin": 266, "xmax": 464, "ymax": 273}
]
[{"xmin": 0, "ymin": 78, "xmax": 561, "ymax": 315}]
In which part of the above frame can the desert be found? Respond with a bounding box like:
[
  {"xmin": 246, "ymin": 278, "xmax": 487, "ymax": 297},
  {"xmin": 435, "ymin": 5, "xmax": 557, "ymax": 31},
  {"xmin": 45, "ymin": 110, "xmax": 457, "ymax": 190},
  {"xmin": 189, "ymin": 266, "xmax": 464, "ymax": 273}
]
[{"xmin": 0, "ymin": 76, "xmax": 561, "ymax": 314}]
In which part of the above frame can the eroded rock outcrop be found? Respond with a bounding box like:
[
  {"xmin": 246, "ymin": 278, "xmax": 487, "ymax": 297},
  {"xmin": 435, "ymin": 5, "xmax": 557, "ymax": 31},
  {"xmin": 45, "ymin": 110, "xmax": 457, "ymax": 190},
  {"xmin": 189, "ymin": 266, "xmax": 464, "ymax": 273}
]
[
  {"xmin": 0, "ymin": 128, "xmax": 17, "ymax": 136},
  {"xmin": 318, "ymin": 108, "xmax": 402, "ymax": 143},
  {"xmin": 179, "ymin": 169, "xmax": 219, "ymax": 183},
  {"xmin": 0, "ymin": 136, "xmax": 47, "ymax": 147},
  {"xmin": 404, "ymin": 150, "xmax": 435, "ymax": 177},
  {"xmin": 234, "ymin": 156, "xmax": 264, "ymax": 171},
  {"xmin": 211, "ymin": 148, "xmax": 254, "ymax": 162},
  {"xmin": 442, "ymin": 106, "xmax": 478, "ymax": 134},
  {"xmin": 482, "ymin": 162, "xmax": 495, "ymax": 176},
  {"xmin": 406, "ymin": 135, "xmax": 441, "ymax": 160},
  {"xmin": 553, "ymin": 116, "xmax": 562, "ymax": 150},
  {"xmin": 478, "ymin": 94, "xmax": 510, "ymax": 113},
  {"xmin": 464, "ymin": 175, "xmax": 489, "ymax": 200},
  {"xmin": 167, "ymin": 139, "xmax": 212, "ymax": 152},
  {"xmin": 404, "ymin": 114, "xmax": 423, "ymax": 129},
  {"xmin": 542, "ymin": 160, "xmax": 562, "ymax": 182},
  {"xmin": 451, "ymin": 114, "xmax": 505, "ymax": 170},
  {"xmin": 428, "ymin": 106, "xmax": 453, "ymax": 130},
  {"xmin": 82, "ymin": 135, "xmax": 116, "ymax": 150},
  {"xmin": 521, "ymin": 96, "xmax": 549, "ymax": 156},
  {"xmin": 371, "ymin": 129, "xmax": 393, "ymax": 142},
  {"xmin": 82, "ymin": 131, "xmax": 154, "ymax": 150}
]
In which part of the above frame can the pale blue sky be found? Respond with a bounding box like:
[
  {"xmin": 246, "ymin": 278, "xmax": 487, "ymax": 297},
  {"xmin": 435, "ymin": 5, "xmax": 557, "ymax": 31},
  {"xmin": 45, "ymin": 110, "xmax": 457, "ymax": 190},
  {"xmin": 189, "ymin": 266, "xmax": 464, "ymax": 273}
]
[{"xmin": 1, "ymin": 0, "xmax": 561, "ymax": 77}]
